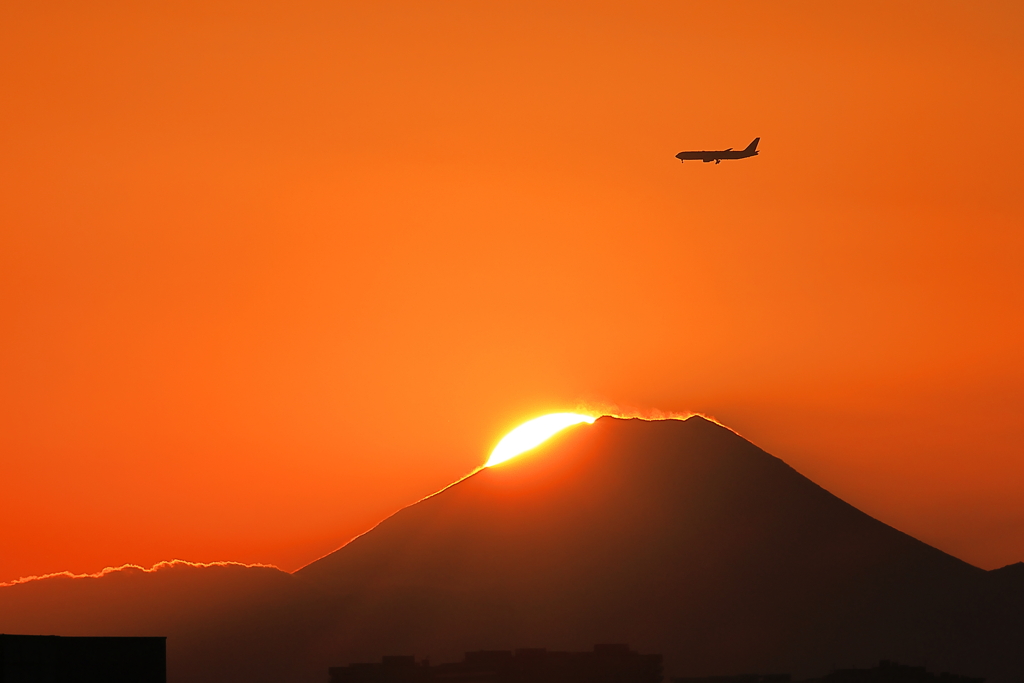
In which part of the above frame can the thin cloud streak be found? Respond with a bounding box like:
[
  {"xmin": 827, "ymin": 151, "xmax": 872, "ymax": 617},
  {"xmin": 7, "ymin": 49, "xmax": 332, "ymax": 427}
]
[{"xmin": 0, "ymin": 559, "xmax": 279, "ymax": 588}]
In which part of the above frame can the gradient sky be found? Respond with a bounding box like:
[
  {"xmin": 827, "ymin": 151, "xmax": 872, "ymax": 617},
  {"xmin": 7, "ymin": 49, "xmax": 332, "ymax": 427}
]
[{"xmin": 2, "ymin": 1, "xmax": 1022, "ymax": 583}]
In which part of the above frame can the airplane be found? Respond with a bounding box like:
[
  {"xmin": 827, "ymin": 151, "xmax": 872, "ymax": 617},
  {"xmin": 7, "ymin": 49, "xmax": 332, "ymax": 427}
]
[{"xmin": 675, "ymin": 137, "xmax": 760, "ymax": 164}]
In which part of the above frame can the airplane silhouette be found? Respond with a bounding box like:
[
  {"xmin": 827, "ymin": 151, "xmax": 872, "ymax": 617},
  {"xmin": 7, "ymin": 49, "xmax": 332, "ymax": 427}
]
[{"xmin": 675, "ymin": 138, "xmax": 760, "ymax": 164}]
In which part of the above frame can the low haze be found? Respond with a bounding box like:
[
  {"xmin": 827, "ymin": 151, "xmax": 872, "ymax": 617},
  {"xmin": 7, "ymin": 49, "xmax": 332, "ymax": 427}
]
[{"xmin": 1, "ymin": 1, "xmax": 1022, "ymax": 584}]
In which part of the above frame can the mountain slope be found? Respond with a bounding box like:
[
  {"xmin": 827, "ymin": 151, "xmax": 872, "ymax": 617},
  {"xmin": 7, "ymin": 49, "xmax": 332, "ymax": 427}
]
[{"xmin": 296, "ymin": 416, "xmax": 1006, "ymax": 679}]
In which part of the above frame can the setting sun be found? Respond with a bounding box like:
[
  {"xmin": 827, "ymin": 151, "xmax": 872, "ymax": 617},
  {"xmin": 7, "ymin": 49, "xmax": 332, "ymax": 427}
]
[{"xmin": 485, "ymin": 413, "xmax": 597, "ymax": 467}]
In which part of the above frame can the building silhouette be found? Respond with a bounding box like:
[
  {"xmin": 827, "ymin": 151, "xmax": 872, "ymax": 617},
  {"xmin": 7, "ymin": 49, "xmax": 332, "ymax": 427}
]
[
  {"xmin": 0, "ymin": 634, "xmax": 165, "ymax": 683},
  {"xmin": 330, "ymin": 644, "xmax": 663, "ymax": 683},
  {"xmin": 674, "ymin": 675, "xmax": 790, "ymax": 683},
  {"xmin": 807, "ymin": 661, "xmax": 983, "ymax": 683},
  {"xmin": 673, "ymin": 661, "xmax": 982, "ymax": 683}
]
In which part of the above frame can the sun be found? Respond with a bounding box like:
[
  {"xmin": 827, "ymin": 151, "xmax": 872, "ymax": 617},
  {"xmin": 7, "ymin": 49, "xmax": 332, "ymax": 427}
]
[{"xmin": 485, "ymin": 413, "xmax": 597, "ymax": 467}]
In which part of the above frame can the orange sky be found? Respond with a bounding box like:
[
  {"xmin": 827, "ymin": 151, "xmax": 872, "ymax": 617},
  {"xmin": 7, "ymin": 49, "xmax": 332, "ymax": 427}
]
[{"xmin": 2, "ymin": 1, "xmax": 1022, "ymax": 583}]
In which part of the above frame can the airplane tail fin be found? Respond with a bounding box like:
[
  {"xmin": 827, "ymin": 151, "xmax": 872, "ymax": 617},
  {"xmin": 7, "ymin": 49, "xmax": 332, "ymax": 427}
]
[{"xmin": 743, "ymin": 137, "xmax": 760, "ymax": 152}]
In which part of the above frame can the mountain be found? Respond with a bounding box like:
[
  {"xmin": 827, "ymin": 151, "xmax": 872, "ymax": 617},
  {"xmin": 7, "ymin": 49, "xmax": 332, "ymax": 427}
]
[
  {"xmin": 1, "ymin": 416, "xmax": 1021, "ymax": 682},
  {"xmin": 294, "ymin": 416, "xmax": 1019, "ymax": 680},
  {"xmin": 0, "ymin": 562, "xmax": 331, "ymax": 681}
]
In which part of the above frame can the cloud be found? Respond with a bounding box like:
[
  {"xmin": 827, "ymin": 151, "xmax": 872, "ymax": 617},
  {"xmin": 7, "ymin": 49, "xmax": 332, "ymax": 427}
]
[{"xmin": 0, "ymin": 559, "xmax": 278, "ymax": 588}]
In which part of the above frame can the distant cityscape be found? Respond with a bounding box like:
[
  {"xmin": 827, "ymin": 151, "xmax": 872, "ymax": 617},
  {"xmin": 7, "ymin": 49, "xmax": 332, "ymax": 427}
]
[
  {"xmin": 0, "ymin": 636, "xmax": 992, "ymax": 683},
  {"xmin": 677, "ymin": 660, "xmax": 984, "ymax": 683},
  {"xmin": 330, "ymin": 645, "xmax": 662, "ymax": 683},
  {"xmin": 328, "ymin": 645, "xmax": 984, "ymax": 683}
]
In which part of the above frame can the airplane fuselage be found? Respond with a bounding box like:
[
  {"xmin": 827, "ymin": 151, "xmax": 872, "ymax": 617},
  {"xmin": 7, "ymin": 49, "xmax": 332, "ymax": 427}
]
[
  {"xmin": 675, "ymin": 138, "xmax": 760, "ymax": 164},
  {"xmin": 675, "ymin": 150, "xmax": 758, "ymax": 163}
]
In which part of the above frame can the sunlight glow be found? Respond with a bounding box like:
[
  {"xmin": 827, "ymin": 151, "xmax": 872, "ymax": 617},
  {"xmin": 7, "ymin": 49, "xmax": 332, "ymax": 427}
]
[{"xmin": 485, "ymin": 413, "xmax": 596, "ymax": 467}]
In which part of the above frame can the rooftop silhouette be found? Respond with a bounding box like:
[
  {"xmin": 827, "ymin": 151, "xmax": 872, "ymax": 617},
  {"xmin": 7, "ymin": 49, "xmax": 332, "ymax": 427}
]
[{"xmin": 0, "ymin": 634, "xmax": 165, "ymax": 683}]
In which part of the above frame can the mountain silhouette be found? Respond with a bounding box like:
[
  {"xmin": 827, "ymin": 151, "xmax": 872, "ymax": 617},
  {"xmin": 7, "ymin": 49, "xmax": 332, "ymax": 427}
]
[
  {"xmin": 294, "ymin": 416, "xmax": 1019, "ymax": 680},
  {"xmin": 0, "ymin": 562, "xmax": 331, "ymax": 681},
  {"xmin": 1, "ymin": 417, "xmax": 1021, "ymax": 683}
]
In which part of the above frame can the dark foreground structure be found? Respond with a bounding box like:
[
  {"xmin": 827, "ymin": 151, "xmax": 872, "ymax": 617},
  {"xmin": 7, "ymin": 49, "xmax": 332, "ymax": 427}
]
[
  {"xmin": 0, "ymin": 634, "xmax": 165, "ymax": 683},
  {"xmin": 330, "ymin": 644, "xmax": 662, "ymax": 683}
]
